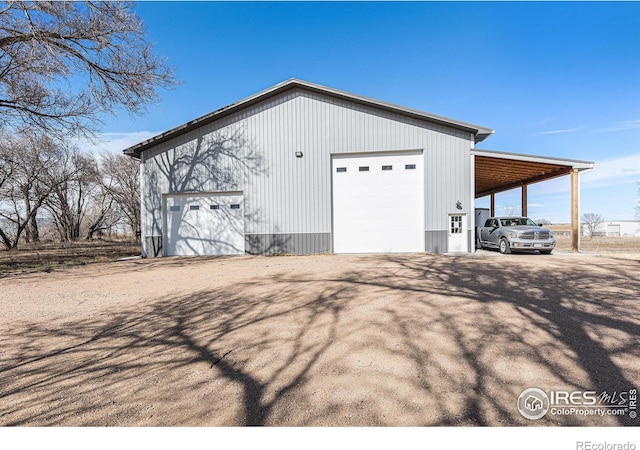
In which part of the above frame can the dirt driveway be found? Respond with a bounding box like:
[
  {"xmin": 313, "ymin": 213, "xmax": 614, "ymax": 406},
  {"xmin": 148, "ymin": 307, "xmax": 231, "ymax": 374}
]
[{"xmin": 1, "ymin": 252, "xmax": 639, "ymax": 426}]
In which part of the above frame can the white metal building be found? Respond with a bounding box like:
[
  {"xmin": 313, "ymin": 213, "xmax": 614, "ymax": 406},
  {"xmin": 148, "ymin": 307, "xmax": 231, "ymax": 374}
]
[
  {"xmin": 124, "ymin": 79, "xmax": 594, "ymax": 257},
  {"xmin": 583, "ymin": 221, "xmax": 640, "ymax": 237}
]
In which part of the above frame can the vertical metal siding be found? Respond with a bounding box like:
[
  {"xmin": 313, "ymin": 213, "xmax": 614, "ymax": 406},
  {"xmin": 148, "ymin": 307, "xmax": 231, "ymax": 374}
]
[
  {"xmin": 245, "ymin": 233, "xmax": 331, "ymax": 255},
  {"xmin": 141, "ymin": 88, "xmax": 475, "ymax": 253},
  {"xmin": 425, "ymin": 231, "xmax": 448, "ymax": 254}
]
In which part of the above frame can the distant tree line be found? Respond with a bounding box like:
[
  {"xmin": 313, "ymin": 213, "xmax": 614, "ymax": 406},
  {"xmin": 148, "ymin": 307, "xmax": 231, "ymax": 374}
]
[
  {"xmin": 0, "ymin": 1, "xmax": 175, "ymax": 250},
  {"xmin": 0, "ymin": 133, "xmax": 140, "ymax": 249}
]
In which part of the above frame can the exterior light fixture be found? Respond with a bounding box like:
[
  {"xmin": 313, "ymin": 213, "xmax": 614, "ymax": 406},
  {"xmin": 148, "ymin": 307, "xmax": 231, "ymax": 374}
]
[
  {"xmin": 295, "ymin": 151, "xmax": 303, "ymax": 158},
  {"xmin": 456, "ymin": 201, "xmax": 463, "ymax": 210}
]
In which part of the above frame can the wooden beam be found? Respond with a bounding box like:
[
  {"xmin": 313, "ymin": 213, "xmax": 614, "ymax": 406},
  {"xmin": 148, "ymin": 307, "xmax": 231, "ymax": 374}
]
[
  {"xmin": 475, "ymin": 167, "xmax": 572, "ymax": 198},
  {"xmin": 571, "ymin": 169, "xmax": 580, "ymax": 252},
  {"xmin": 521, "ymin": 184, "xmax": 528, "ymax": 217},
  {"xmin": 490, "ymin": 193, "xmax": 495, "ymax": 217}
]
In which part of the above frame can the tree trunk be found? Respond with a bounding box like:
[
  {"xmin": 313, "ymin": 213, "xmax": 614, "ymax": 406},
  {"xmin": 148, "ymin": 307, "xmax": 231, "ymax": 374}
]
[
  {"xmin": 30, "ymin": 213, "xmax": 39, "ymax": 242},
  {"xmin": 24, "ymin": 223, "xmax": 31, "ymax": 243},
  {"xmin": 71, "ymin": 220, "xmax": 81, "ymax": 241},
  {"xmin": 0, "ymin": 228, "xmax": 12, "ymax": 250},
  {"xmin": 23, "ymin": 191, "xmax": 32, "ymax": 243}
]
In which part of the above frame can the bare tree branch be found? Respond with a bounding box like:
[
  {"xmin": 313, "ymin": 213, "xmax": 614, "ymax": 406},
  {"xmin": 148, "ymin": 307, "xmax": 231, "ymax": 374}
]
[
  {"xmin": 100, "ymin": 152, "xmax": 140, "ymax": 240},
  {"xmin": 0, "ymin": 1, "xmax": 176, "ymax": 136},
  {"xmin": 0, "ymin": 131, "xmax": 62, "ymax": 248},
  {"xmin": 581, "ymin": 212, "xmax": 605, "ymax": 240},
  {"xmin": 44, "ymin": 147, "xmax": 101, "ymax": 241}
]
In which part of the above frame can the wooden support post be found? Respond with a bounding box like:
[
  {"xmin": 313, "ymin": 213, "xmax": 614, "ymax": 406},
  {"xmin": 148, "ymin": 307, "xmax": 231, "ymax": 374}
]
[
  {"xmin": 571, "ymin": 169, "xmax": 580, "ymax": 252},
  {"xmin": 521, "ymin": 184, "xmax": 528, "ymax": 217},
  {"xmin": 490, "ymin": 193, "xmax": 495, "ymax": 217}
]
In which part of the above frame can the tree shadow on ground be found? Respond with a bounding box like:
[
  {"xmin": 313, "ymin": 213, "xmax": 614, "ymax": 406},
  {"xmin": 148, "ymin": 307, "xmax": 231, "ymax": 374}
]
[{"xmin": 0, "ymin": 254, "xmax": 638, "ymax": 426}]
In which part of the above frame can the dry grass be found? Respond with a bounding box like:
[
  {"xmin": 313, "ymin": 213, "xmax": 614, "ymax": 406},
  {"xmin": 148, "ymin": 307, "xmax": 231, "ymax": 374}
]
[
  {"xmin": 1, "ymin": 235, "xmax": 639, "ymax": 278},
  {"xmin": 555, "ymin": 235, "xmax": 640, "ymax": 260},
  {"xmin": 0, "ymin": 240, "xmax": 141, "ymax": 277}
]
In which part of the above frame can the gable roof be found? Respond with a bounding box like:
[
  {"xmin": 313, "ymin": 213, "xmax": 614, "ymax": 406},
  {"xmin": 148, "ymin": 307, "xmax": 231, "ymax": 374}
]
[{"xmin": 123, "ymin": 78, "xmax": 494, "ymax": 158}]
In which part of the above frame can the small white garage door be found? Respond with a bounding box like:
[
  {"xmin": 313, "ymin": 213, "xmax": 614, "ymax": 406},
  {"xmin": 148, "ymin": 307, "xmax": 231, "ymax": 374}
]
[
  {"xmin": 164, "ymin": 192, "xmax": 244, "ymax": 256},
  {"xmin": 332, "ymin": 151, "xmax": 424, "ymax": 253}
]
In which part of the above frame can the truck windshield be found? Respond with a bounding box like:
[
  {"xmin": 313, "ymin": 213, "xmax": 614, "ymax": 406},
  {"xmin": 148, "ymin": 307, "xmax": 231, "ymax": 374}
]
[{"xmin": 500, "ymin": 218, "xmax": 537, "ymax": 227}]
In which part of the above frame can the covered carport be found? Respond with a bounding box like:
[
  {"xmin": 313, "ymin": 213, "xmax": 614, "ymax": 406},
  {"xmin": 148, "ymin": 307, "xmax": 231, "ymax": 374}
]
[{"xmin": 471, "ymin": 149, "xmax": 595, "ymax": 252}]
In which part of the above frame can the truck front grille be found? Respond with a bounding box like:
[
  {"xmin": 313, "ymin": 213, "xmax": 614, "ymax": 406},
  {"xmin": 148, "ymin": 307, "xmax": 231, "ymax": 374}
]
[{"xmin": 521, "ymin": 231, "xmax": 551, "ymax": 240}]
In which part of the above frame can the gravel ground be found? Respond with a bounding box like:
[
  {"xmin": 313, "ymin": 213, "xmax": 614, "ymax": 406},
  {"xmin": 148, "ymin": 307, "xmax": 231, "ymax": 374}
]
[{"xmin": 1, "ymin": 252, "xmax": 639, "ymax": 426}]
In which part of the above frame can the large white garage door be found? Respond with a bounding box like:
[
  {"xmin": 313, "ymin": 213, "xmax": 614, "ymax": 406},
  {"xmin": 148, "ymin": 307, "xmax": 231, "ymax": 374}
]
[
  {"xmin": 164, "ymin": 192, "xmax": 245, "ymax": 256},
  {"xmin": 332, "ymin": 151, "xmax": 424, "ymax": 253}
]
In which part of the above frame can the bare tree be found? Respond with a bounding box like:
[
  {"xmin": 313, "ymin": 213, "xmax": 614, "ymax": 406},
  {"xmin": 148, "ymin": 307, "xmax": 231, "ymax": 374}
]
[
  {"xmin": 581, "ymin": 212, "xmax": 604, "ymax": 239},
  {"xmin": 0, "ymin": 132, "xmax": 61, "ymax": 249},
  {"xmin": 0, "ymin": 1, "xmax": 175, "ymax": 136},
  {"xmin": 0, "ymin": 134, "xmax": 20, "ymax": 248},
  {"xmin": 1, "ymin": 137, "xmax": 143, "ymax": 247},
  {"xmin": 535, "ymin": 218, "xmax": 552, "ymax": 225},
  {"xmin": 45, "ymin": 147, "xmax": 101, "ymax": 241},
  {"xmin": 100, "ymin": 152, "xmax": 140, "ymax": 240},
  {"xmin": 0, "ymin": 132, "xmax": 17, "ymax": 196},
  {"xmin": 84, "ymin": 183, "xmax": 120, "ymax": 240},
  {"xmin": 501, "ymin": 205, "xmax": 519, "ymax": 216}
]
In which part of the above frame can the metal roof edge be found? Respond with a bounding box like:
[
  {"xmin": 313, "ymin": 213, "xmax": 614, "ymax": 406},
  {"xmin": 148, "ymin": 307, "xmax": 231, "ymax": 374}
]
[
  {"xmin": 123, "ymin": 78, "xmax": 298, "ymax": 158},
  {"xmin": 471, "ymin": 148, "xmax": 595, "ymax": 170},
  {"xmin": 123, "ymin": 78, "xmax": 495, "ymax": 157},
  {"xmin": 289, "ymin": 79, "xmax": 495, "ymax": 142}
]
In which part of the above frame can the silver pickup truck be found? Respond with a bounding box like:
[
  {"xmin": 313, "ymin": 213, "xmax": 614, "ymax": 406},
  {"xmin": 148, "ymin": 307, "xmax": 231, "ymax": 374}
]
[{"xmin": 476, "ymin": 216, "xmax": 556, "ymax": 254}]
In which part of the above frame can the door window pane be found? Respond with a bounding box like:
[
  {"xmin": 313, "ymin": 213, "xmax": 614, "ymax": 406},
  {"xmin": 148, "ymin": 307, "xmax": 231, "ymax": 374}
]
[{"xmin": 450, "ymin": 216, "xmax": 463, "ymax": 234}]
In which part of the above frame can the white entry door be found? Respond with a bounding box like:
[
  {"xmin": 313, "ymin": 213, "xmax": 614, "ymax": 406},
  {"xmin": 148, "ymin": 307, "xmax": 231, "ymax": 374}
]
[
  {"xmin": 164, "ymin": 192, "xmax": 245, "ymax": 256},
  {"xmin": 447, "ymin": 214, "xmax": 468, "ymax": 253},
  {"xmin": 332, "ymin": 151, "xmax": 424, "ymax": 253}
]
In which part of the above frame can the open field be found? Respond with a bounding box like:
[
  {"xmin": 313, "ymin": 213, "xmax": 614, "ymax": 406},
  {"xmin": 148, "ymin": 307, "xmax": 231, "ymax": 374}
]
[
  {"xmin": 0, "ymin": 235, "xmax": 638, "ymax": 279},
  {"xmin": 0, "ymin": 241, "xmax": 141, "ymax": 277},
  {"xmin": 1, "ymin": 252, "xmax": 638, "ymax": 426},
  {"xmin": 555, "ymin": 235, "xmax": 640, "ymax": 260}
]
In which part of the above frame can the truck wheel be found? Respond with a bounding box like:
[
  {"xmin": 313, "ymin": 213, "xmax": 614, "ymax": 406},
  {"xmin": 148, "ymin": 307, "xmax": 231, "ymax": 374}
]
[
  {"xmin": 540, "ymin": 250, "xmax": 553, "ymax": 255},
  {"xmin": 499, "ymin": 238, "xmax": 511, "ymax": 254}
]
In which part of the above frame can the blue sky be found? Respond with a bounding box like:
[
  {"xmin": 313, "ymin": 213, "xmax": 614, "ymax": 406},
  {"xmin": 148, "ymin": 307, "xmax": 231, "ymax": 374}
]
[{"xmin": 94, "ymin": 1, "xmax": 640, "ymax": 223}]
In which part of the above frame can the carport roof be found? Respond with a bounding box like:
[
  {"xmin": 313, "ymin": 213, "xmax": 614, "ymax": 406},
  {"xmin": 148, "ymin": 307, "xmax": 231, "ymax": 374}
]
[{"xmin": 472, "ymin": 149, "xmax": 595, "ymax": 198}]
